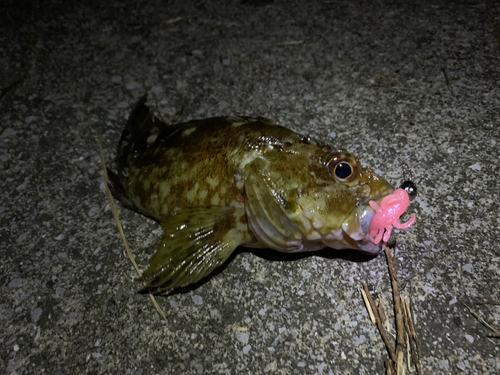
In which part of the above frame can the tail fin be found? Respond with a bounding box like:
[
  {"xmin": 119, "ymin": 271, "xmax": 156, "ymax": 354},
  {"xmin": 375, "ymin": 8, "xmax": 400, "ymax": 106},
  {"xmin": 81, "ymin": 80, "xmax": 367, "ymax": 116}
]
[
  {"xmin": 119, "ymin": 94, "xmax": 153, "ymax": 142},
  {"xmin": 106, "ymin": 167, "xmax": 137, "ymax": 212},
  {"xmin": 116, "ymin": 94, "xmax": 163, "ymax": 169}
]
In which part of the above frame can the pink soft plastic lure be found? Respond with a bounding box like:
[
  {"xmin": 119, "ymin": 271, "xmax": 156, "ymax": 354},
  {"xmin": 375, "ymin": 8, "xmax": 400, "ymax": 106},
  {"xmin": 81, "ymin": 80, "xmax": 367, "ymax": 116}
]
[{"xmin": 368, "ymin": 188, "xmax": 416, "ymax": 245}]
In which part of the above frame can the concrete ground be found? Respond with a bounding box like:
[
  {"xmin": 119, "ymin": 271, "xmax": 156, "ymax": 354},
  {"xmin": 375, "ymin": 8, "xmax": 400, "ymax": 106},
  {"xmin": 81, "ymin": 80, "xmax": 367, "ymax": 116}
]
[{"xmin": 1, "ymin": 0, "xmax": 499, "ymax": 374}]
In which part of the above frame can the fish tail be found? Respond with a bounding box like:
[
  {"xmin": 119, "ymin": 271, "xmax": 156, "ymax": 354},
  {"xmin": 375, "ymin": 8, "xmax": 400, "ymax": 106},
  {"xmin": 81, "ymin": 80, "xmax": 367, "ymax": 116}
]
[
  {"xmin": 106, "ymin": 167, "xmax": 136, "ymax": 212},
  {"xmin": 120, "ymin": 94, "xmax": 153, "ymax": 144},
  {"xmin": 106, "ymin": 167, "xmax": 160, "ymax": 222},
  {"xmin": 115, "ymin": 94, "xmax": 154, "ymax": 170}
]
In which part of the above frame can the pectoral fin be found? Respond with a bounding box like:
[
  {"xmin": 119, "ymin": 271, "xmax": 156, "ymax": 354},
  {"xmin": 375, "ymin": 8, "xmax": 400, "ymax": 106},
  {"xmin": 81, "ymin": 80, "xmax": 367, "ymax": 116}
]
[
  {"xmin": 244, "ymin": 164, "xmax": 303, "ymax": 252},
  {"xmin": 139, "ymin": 206, "xmax": 247, "ymax": 290}
]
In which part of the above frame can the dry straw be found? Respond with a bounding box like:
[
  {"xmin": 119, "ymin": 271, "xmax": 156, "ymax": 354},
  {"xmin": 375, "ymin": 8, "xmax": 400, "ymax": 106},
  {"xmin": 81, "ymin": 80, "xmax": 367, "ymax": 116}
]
[{"xmin": 98, "ymin": 136, "xmax": 166, "ymax": 321}]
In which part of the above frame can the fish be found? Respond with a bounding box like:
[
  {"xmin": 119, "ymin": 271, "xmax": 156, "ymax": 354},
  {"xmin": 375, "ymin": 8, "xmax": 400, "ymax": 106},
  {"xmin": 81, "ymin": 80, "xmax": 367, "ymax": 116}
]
[{"xmin": 107, "ymin": 95, "xmax": 415, "ymax": 290}]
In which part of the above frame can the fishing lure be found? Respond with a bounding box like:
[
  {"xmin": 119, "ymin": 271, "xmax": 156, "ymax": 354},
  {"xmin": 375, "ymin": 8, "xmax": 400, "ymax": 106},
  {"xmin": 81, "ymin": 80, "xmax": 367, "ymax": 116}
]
[{"xmin": 368, "ymin": 189, "xmax": 416, "ymax": 245}]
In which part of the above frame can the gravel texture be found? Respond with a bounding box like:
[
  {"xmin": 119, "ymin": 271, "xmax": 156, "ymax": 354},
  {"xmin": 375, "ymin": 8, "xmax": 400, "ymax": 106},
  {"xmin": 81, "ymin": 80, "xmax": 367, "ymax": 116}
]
[{"xmin": 1, "ymin": 0, "xmax": 499, "ymax": 374}]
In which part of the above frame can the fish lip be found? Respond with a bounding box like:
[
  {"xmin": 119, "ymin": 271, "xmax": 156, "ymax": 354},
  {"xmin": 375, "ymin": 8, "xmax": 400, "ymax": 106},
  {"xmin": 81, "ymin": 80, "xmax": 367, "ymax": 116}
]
[
  {"xmin": 352, "ymin": 235, "xmax": 386, "ymax": 255},
  {"xmin": 319, "ymin": 188, "xmax": 396, "ymax": 254},
  {"xmin": 319, "ymin": 204, "xmax": 386, "ymax": 254},
  {"xmin": 339, "ymin": 193, "xmax": 392, "ymax": 254}
]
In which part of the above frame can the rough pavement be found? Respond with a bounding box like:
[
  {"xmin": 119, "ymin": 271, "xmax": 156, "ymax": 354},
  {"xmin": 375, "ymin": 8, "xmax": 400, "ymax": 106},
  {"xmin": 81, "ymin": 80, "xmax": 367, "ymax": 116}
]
[{"xmin": 1, "ymin": 1, "xmax": 499, "ymax": 374}]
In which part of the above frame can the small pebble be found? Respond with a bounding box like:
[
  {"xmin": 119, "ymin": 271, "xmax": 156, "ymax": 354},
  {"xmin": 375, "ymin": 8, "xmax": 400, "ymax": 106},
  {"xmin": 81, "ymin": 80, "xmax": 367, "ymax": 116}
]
[
  {"xmin": 1, "ymin": 128, "xmax": 16, "ymax": 138},
  {"xmin": 462, "ymin": 264, "xmax": 474, "ymax": 274},
  {"xmin": 353, "ymin": 335, "xmax": 366, "ymax": 346},
  {"xmin": 25, "ymin": 116, "xmax": 37, "ymax": 124},
  {"xmin": 8, "ymin": 278, "xmax": 23, "ymax": 288},
  {"xmin": 151, "ymin": 84, "xmax": 163, "ymax": 95},
  {"xmin": 126, "ymin": 82, "xmax": 140, "ymax": 90},
  {"xmin": 193, "ymin": 295, "xmax": 203, "ymax": 305},
  {"xmin": 31, "ymin": 308, "xmax": 42, "ymax": 323},
  {"xmin": 468, "ymin": 163, "xmax": 481, "ymax": 171},
  {"xmin": 236, "ymin": 332, "xmax": 249, "ymax": 344}
]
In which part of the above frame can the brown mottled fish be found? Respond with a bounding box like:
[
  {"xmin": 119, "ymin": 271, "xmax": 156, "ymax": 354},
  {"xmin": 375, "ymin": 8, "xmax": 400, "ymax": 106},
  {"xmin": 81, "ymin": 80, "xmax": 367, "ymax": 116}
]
[{"xmin": 107, "ymin": 95, "xmax": 407, "ymax": 290}]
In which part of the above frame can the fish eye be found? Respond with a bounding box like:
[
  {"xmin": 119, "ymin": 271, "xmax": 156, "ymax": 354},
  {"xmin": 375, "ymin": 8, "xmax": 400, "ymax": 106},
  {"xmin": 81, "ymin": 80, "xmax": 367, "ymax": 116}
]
[
  {"xmin": 335, "ymin": 163, "xmax": 353, "ymax": 179},
  {"xmin": 400, "ymin": 180, "xmax": 417, "ymax": 200},
  {"xmin": 327, "ymin": 154, "xmax": 359, "ymax": 182}
]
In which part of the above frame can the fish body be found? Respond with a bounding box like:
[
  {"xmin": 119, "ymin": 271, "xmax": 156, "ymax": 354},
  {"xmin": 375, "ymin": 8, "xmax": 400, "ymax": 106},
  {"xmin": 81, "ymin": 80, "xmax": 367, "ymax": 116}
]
[{"xmin": 108, "ymin": 95, "xmax": 398, "ymax": 290}]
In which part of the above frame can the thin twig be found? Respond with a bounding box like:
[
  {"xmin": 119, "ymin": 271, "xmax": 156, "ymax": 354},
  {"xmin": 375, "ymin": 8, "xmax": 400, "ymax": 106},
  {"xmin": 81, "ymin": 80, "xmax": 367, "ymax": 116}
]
[
  {"xmin": 362, "ymin": 285, "xmax": 397, "ymax": 363},
  {"xmin": 166, "ymin": 16, "xmax": 182, "ymax": 24},
  {"xmin": 0, "ymin": 72, "xmax": 27, "ymax": 101},
  {"xmin": 364, "ymin": 246, "xmax": 423, "ymax": 373},
  {"xmin": 476, "ymin": 298, "xmax": 500, "ymax": 306},
  {"xmin": 488, "ymin": 14, "xmax": 500, "ymax": 49},
  {"xmin": 399, "ymin": 271, "xmax": 416, "ymax": 291},
  {"xmin": 396, "ymin": 350, "xmax": 405, "ymax": 375},
  {"xmin": 460, "ymin": 301, "xmax": 500, "ymax": 336},
  {"xmin": 441, "ymin": 67, "xmax": 450, "ymax": 88},
  {"xmin": 406, "ymin": 332, "xmax": 411, "ymax": 372},
  {"xmin": 360, "ymin": 285, "xmax": 376, "ymax": 325},
  {"xmin": 385, "ymin": 359, "xmax": 396, "ymax": 375},
  {"xmin": 235, "ymin": 57, "xmax": 258, "ymax": 63},
  {"xmin": 384, "ymin": 247, "xmax": 406, "ymax": 374},
  {"xmin": 378, "ymin": 296, "xmax": 392, "ymax": 335},
  {"xmin": 98, "ymin": 136, "xmax": 166, "ymax": 320},
  {"xmin": 384, "ymin": 248, "xmax": 406, "ymax": 343},
  {"xmin": 409, "ymin": 290, "xmax": 422, "ymax": 355},
  {"xmin": 276, "ymin": 40, "xmax": 303, "ymax": 46},
  {"xmin": 170, "ymin": 109, "xmax": 182, "ymax": 125},
  {"xmin": 402, "ymin": 296, "xmax": 422, "ymax": 375}
]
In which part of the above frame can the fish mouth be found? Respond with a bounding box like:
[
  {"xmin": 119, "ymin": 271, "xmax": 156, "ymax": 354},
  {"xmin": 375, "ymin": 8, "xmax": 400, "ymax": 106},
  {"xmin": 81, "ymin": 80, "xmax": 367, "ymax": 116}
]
[
  {"xmin": 343, "ymin": 201, "xmax": 386, "ymax": 255},
  {"xmin": 321, "ymin": 198, "xmax": 387, "ymax": 255},
  {"xmin": 334, "ymin": 185, "xmax": 417, "ymax": 255}
]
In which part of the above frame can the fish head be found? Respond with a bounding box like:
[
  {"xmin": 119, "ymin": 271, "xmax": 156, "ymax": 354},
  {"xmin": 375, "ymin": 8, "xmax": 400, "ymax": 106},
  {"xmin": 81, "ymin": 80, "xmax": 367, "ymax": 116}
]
[
  {"xmin": 244, "ymin": 138, "xmax": 415, "ymax": 255},
  {"xmin": 291, "ymin": 151, "xmax": 396, "ymax": 255}
]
